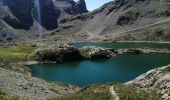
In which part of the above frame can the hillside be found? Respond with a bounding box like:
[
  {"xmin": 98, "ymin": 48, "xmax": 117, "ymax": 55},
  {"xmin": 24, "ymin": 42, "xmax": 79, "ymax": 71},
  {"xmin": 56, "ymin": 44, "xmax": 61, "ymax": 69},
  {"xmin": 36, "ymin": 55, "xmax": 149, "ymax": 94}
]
[{"xmin": 52, "ymin": 0, "xmax": 170, "ymax": 41}]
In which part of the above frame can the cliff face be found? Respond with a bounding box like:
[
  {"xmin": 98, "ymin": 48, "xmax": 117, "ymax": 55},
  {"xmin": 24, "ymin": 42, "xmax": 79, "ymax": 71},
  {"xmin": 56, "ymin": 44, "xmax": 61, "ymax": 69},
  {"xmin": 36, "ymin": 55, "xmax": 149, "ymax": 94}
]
[
  {"xmin": 2, "ymin": 0, "xmax": 34, "ymax": 30},
  {"xmin": 33, "ymin": 0, "xmax": 60, "ymax": 30},
  {"xmin": 52, "ymin": 0, "xmax": 87, "ymax": 15},
  {"xmin": 0, "ymin": 0, "xmax": 88, "ymax": 30}
]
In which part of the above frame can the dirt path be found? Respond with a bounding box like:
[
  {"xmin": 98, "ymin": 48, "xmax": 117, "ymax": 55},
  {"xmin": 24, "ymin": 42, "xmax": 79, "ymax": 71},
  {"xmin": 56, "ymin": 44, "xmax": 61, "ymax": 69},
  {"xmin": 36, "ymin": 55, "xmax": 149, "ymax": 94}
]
[{"xmin": 109, "ymin": 86, "xmax": 119, "ymax": 100}]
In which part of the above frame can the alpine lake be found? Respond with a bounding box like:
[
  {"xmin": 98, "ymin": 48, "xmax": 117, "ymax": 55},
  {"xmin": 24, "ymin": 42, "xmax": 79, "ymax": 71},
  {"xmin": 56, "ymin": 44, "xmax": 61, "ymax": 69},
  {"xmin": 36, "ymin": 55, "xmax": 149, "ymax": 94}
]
[{"xmin": 29, "ymin": 42, "xmax": 170, "ymax": 86}]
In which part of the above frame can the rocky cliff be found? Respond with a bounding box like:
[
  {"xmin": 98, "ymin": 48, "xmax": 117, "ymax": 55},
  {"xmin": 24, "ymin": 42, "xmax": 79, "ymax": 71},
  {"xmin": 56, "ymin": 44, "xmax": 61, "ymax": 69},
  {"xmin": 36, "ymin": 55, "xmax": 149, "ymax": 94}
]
[{"xmin": 0, "ymin": 0, "xmax": 88, "ymax": 30}]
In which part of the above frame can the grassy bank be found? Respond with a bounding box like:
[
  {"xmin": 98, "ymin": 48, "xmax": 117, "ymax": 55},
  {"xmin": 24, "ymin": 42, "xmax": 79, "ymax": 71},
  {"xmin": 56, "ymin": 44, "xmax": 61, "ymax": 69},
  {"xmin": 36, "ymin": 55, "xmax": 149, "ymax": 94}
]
[
  {"xmin": 0, "ymin": 90, "xmax": 21, "ymax": 100},
  {"xmin": 51, "ymin": 84, "xmax": 161, "ymax": 100},
  {"xmin": 0, "ymin": 44, "xmax": 36, "ymax": 61},
  {"xmin": 51, "ymin": 84, "xmax": 112, "ymax": 100}
]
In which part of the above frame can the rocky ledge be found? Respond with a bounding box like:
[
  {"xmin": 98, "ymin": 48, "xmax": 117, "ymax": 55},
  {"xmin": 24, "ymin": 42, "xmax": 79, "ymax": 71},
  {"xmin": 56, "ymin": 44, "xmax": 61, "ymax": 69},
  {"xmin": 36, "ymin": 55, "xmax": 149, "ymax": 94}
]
[
  {"xmin": 127, "ymin": 65, "xmax": 170, "ymax": 100},
  {"xmin": 35, "ymin": 44, "xmax": 170, "ymax": 63},
  {"xmin": 35, "ymin": 45, "xmax": 117, "ymax": 63}
]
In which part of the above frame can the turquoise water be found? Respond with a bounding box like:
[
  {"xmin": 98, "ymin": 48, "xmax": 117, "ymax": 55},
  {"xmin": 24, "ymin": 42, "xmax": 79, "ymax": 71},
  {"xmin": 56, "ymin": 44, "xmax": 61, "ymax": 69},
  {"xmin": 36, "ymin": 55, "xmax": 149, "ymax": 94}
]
[
  {"xmin": 73, "ymin": 42, "xmax": 170, "ymax": 49},
  {"xmin": 30, "ymin": 53, "xmax": 170, "ymax": 86}
]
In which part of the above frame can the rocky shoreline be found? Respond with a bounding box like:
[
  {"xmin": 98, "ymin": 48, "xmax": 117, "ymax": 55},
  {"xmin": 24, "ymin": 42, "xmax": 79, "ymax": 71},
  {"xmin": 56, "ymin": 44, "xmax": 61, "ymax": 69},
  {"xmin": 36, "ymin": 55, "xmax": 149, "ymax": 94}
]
[
  {"xmin": 0, "ymin": 62, "xmax": 79, "ymax": 100},
  {"xmin": 34, "ymin": 45, "xmax": 170, "ymax": 64},
  {"xmin": 127, "ymin": 64, "xmax": 170, "ymax": 100}
]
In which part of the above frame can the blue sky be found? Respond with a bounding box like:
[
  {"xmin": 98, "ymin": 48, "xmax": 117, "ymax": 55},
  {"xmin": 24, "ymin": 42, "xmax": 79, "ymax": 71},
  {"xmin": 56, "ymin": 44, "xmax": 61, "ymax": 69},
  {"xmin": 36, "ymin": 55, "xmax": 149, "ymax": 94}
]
[{"xmin": 74, "ymin": 0, "xmax": 112, "ymax": 11}]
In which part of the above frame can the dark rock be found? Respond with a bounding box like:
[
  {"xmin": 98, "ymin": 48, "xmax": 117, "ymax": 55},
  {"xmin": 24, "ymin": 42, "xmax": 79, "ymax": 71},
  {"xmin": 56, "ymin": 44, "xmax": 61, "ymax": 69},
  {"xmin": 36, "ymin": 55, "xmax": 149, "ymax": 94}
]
[
  {"xmin": 33, "ymin": 0, "xmax": 60, "ymax": 30},
  {"xmin": 36, "ymin": 46, "xmax": 84, "ymax": 63},
  {"xmin": 3, "ymin": 0, "xmax": 34, "ymax": 30}
]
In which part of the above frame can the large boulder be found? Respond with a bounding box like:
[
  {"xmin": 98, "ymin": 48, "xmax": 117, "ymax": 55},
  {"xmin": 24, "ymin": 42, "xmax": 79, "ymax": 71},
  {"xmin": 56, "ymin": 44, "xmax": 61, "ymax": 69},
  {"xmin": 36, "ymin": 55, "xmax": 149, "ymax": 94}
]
[
  {"xmin": 0, "ymin": 28, "xmax": 17, "ymax": 42},
  {"xmin": 79, "ymin": 46, "xmax": 117, "ymax": 60}
]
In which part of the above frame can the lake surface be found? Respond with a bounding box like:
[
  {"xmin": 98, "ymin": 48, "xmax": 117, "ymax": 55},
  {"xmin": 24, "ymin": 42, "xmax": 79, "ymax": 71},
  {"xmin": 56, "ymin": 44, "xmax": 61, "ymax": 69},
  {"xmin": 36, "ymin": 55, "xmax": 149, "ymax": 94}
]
[
  {"xmin": 73, "ymin": 42, "xmax": 170, "ymax": 49},
  {"xmin": 30, "ymin": 53, "xmax": 170, "ymax": 86}
]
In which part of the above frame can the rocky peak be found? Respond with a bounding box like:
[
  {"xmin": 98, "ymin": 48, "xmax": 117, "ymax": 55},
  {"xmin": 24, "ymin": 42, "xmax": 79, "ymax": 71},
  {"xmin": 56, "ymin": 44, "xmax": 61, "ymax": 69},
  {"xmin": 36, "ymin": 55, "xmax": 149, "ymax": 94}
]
[
  {"xmin": 75, "ymin": 0, "xmax": 88, "ymax": 14},
  {"xmin": 53, "ymin": 0, "xmax": 88, "ymax": 15}
]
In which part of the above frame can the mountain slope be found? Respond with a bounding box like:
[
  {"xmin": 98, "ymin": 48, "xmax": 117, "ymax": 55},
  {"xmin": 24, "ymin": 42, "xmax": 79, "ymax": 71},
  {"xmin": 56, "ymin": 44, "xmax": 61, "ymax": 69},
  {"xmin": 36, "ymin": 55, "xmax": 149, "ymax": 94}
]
[{"xmin": 53, "ymin": 0, "xmax": 170, "ymax": 41}]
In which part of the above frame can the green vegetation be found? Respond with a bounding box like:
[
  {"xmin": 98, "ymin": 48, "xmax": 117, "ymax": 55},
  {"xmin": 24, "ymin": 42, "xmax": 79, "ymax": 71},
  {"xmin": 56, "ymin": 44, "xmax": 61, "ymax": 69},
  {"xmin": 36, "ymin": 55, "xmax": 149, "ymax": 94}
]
[
  {"xmin": 51, "ymin": 84, "xmax": 112, "ymax": 100},
  {"xmin": 0, "ymin": 90, "xmax": 21, "ymax": 100},
  {"xmin": 0, "ymin": 45, "xmax": 36, "ymax": 61},
  {"xmin": 50, "ymin": 83, "xmax": 162, "ymax": 100},
  {"xmin": 114, "ymin": 84, "xmax": 162, "ymax": 100}
]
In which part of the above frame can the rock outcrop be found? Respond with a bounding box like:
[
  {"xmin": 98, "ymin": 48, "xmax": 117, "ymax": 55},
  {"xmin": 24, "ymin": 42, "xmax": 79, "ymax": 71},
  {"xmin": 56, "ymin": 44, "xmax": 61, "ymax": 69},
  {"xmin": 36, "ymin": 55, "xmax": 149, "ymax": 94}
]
[
  {"xmin": 35, "ymin": 45, "xmax": 117, "ymax": 63},
  {"xmin": 127, "ymin": 65, "xmax": 170, "ymax": 100},
  {"xmin": 35, "ymin": 45, "xmax": 170, "ymax": 63},
  {"xmin": 79, "ymin": 46, "xmax": 117, "ymax": 59},
  {"xmin": 35, "ymin": 45, "xmax": 84, "ymax": 63},
  {"xmin": 0, "ymin": 20, "xmax": 18, "ymax": 43}
]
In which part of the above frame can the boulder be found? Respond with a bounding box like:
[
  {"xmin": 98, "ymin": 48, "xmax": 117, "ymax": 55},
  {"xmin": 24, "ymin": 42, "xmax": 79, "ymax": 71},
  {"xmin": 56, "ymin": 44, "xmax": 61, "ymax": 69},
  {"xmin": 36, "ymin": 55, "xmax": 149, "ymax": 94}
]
[{"xmin": 79, "ymin": 46, "xmax": 117, "ymax": 60}]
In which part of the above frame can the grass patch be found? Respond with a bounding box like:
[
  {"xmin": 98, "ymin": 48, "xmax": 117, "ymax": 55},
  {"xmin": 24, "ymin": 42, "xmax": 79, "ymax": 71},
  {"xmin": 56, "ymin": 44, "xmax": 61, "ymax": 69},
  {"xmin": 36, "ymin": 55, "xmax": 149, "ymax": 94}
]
[
  {"xmin": 0, "ymin": 45, "xmax": 36, "ymax": 61},
  {"xmin": 0, "ymin": 90, "xmax": 21, "ymax": 100},
  {"xmin": 51, "ymin": 84, "xmax": 112, "ymax": 100},
  {"xmin": 114, "ymin": 84, "xmax": 162, "ymax": 100}
]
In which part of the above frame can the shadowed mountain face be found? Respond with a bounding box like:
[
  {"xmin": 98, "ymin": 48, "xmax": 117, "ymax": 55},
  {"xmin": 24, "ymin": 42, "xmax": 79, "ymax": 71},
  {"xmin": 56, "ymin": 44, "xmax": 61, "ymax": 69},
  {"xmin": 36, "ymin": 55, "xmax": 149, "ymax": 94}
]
[
  {"xmin": 0, "ymin": 0, "xmax": 88, "ymax": 30},
  {"xmin": 3, "ymin": 0, "xmax": 34, "ymax": 30},
  {"xmin": 33, "ymin": 0, "xmax": 60, "ymax": 30}
]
